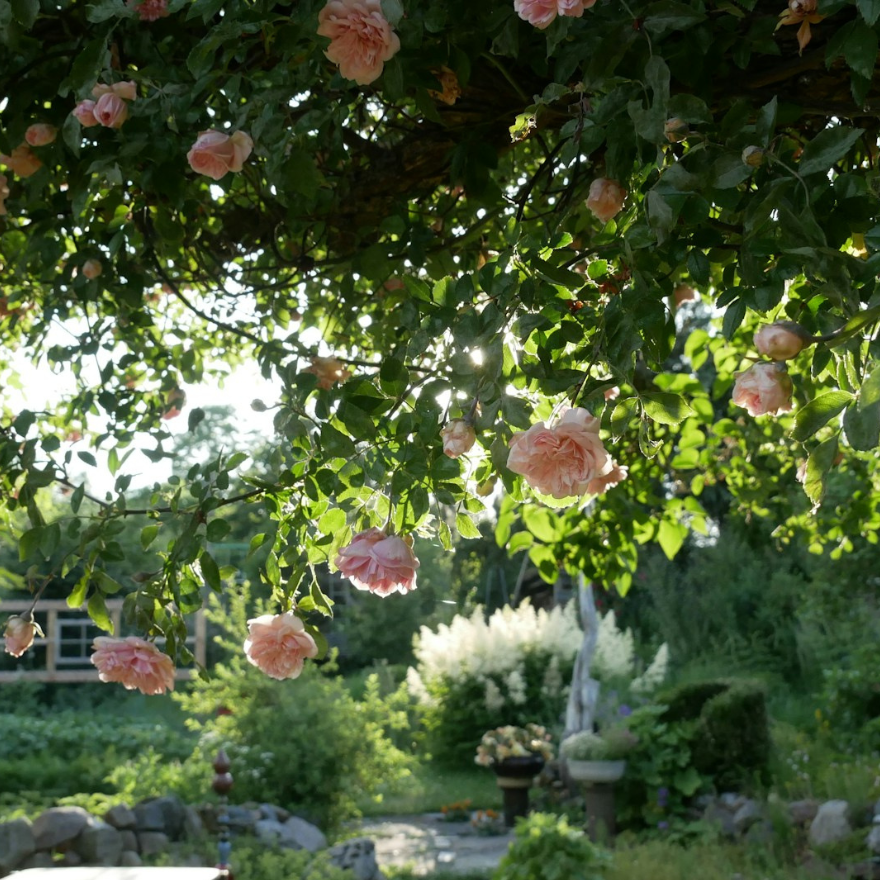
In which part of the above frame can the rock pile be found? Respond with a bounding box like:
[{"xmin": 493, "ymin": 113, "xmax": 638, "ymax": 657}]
[{"xmin": 0, "ymin": 796, "xmax": 383, "ymax": 880}]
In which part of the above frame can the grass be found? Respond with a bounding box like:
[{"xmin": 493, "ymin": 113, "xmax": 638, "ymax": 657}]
[{"xmin": 357, "ymin": 761, "xmax": 502, "ymax": 817}]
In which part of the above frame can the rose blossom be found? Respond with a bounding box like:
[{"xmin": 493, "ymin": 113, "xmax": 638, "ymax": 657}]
[
  {"xmin": 244, "ymin": 612, "xmax": 318, "ymax": 680},
  {"xmin": 754, "ymin": 322, "xmax": 808, "ymax": 361},
  {"xmin": 4, "ymin": 614, "xmax": 41, "ymax": 658},
  {"xmin": 25, "ymin": 124, "xmax": 57, "ymax": 147},
  {"xmin": 604, "ymin": 386, "xmax": 620, "ymax": 401},
  {"xmin": 91, "ymin": 636, "xmax": 175, "ymax": 695},
  {"xmin": 186, "ymin": 130, "xmax": 254, "ymax": 180},
  {"xmin": 73, "ymin": 100, "xmax": 99, "ymax": 127},
  {"xmin": 335, "ymin": 528, "xmax": 419, "ymax": 597},
  {"xmin": 1, "ymin": 145, "xmax": 42, "ymax": 178},
  {"xmin": 507, "ymin": 407, "xmax": 614, "ymax": 500},
  {"xmin": 317, "ymin": 0, "xmax": 401, "ymax": 86},
  {"xmin": 732, "ymin": 362, "xmax": 793, "ymax": 417},
  {"xmin": 82, "ymin": 258, "xmax": 103, "ymax": 280},
  {"xmin": 428, "ymin": 67, "xmax": 461, "ymax": 106},
  {"xmin": 587, "ymin": 462, "xmax": 628, "ymax": 495},
  {"xmin": 93, "ymin": 81, "xmax": 138, "ymax": 101},
  {"xmin": 162, "ymin": 388, "xmax": 186, "ymax": 420},
  {"xmin": 441, "ymin": 419, "xmax": 476, "ymax": 458},
  {"xmin": 0, "ymin": 175, "xmax": 8, "ymax": 216},
  {"xmin": 514, "ymin": 0, "xmax": 596, "ymax": 29},
  {"xmin": 586, "ymin": 178, "xmax": 627, "ymax": 224},
  {"xmin": 93, "ymin": 93, "xmax": 129, "ymax": 129},
  {"xmin": 305, "ymin": 355, "xmax": 351, "ymax": 390},
  {"xmin": 127, "ymin": 0, "xmax": 169, "ymax": 20}
]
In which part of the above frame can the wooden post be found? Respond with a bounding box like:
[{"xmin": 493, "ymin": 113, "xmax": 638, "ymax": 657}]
[
  {"xmin": 212, "ymin": 750, "xmax": 233, "ymax": 880},
  {"xmin": 45, "ymin": 608, "xmax": 57, "ymax": 675}
]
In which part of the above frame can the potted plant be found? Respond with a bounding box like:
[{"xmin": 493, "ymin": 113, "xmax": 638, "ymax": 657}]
[
  {"xmin": 560, "ymin": 727, "xmax": 637, "ymax": 784},
  {"xmin": 475, "ymin": 724, "xmax": 554, "ymax": 826}
]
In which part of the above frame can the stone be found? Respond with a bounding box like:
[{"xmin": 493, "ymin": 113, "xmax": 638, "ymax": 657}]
[
  {"xmin": 809, "ymin": 800, "xmax": 852, "ymax": 847},
  {"xmin": 720, "ymin": 792, "xmax": 747, "ymax": 811},
  {"xmin": 694, "ymin": 794, "xmax": 716, "ymax": 810},
  {"xmin": 183, "ymin": 806, "xmax": 204, "ymax": 840},
  {"xmin": 120, "ymin": 830, "xmax": 139, "ymax": 853},
  {"xmin": 0, "ymin": 817, "xmax": 36, "ymax": 872},
  {"xmin": 280, "ymin": 816, "xmax": 327, "ymax": 853},
  {"xmin": 17, "ymin": 852, "xmax": 55, "ymax": 870},
  {"xmin": 868, "ymin": 826, "xmax": 880, "ymax": 855},
  {"xmin": 133, "ymin": 800, "xmax": 166, "ymax": 833},
  {"xmin": 275, "ymin": 807, "xmax": 291, "ymax": 822},
  {"xmin": 134, "ymin": 795, "xmax": 186, "ymax": 840},
  {"xmin": 104, "ymin": 804, "xmax": 137, "ymax": 830},
  {"xmin": 851, "ymin": 859, "xmax": 880, "ymax": 880},
  {"xmin": 60, "ymin": 850, "xmax": 83, "ymax": 866},
  {"xmin": 329, "ymin": 837, "xmax": 381, "ymax": 880},
  {"xmin": 254, "ymin": 819, "xmax": 285, "ymax": 844},
  {"xmin": 702, "ymin": 803, "xmax": 737, "ymax": 838},
  {"xmin": 120, "ymin": 851, "xmax": 144, "ymax": 867},
  {"xmin": 74, "ymin": 823, "xmax": 124, "ymax": 866},
  {"xmin": 32, "ymin": 806, "xmax": 91, "ymax": 850},
  {"xmin": 226, "ymin": 805, "xmax": 260, "ymax": 832},
  {"xmin": 745, "ymin": 820, "xmax": 774, "ymax": 846},
  {"xmin": 733, "ymin": 799, "xmax": 763, "ymax": 834},
  {"xmin": 137, "ymin": 831, "xmax": 170, "ymax": 856},
  {"xmin": 789, "ymin": 799, "xmax": 819, "ymax": 826},
  {"xmin": 259, "ymin": 804, "xmax": 279, "ymax": 822}
]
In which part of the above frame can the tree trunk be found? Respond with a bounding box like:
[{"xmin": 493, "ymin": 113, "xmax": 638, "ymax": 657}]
[{"xmin": 564, "ymin": 574, "xmax": 601, "ymax": 737}]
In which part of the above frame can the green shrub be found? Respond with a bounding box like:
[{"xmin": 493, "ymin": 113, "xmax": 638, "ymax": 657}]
[
  {"xmin": 173, "ymin": 588, "xmax": 416, "ymax": 831},
  {"xmin": 656, "ymin": 681, "xmax": 729, "ymax": 724},
  {"xmin": 821, "ymin": 643, "xmax": 880, "ymax": 748},
  {"xmin": 493, "ymin": 812, "xmax": 609, "ymax": 880},
  {"xmin": 691, "ymin": 683, "xmax": 771, "ymax": 789}
]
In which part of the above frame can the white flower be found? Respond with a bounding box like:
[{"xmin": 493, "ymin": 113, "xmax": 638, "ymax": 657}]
[
  {"xmin": 632, "ymin": 643, "xmax": 669, "ymax": 693},
  {"xmin": 484, "ymin": 679, "xmax": 505, "ymax": 713}
]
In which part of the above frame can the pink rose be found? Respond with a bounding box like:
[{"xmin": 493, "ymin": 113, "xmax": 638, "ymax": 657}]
[
  {"xmin": 4, "ymin": 614, "xmax": 41, "ymax": 658},
  {"xmin": 1, "ymin": 145, "xmax": 42, "ymax": 178},
  {"xmin": 754, "ymin": 322, "xmax": 808, "ymax": 361},
  {"xmin": 94, "ymin": 93, "xmax": 129, "ymax": 129},
  {"xmin": 243, "ymin": 612, "xmax": 318, "ymax": 680},
  {"xmin": 0, "ymin": 175, "xmax": 9, "ymax": 216},
  {"xmin": 127, "ymin": 0, "xmax": 169, "ymax": 19},
  {"xmin": 162, "ymin": 388, "xmax": 186, "ymax": 420},
  {"xmin": 317, "ymin": 0, "xmax": 401, "ymax": 86},
  {"xmin": 514, "ymin": 0, "xmax": 595, "ymax": 28},
  {"xmin": 586, "ymin": 462, "xmax": 628, "ymax": 495},
  {"xmin": 93, "ymin": 81, "xmax": 138, "ymax": 102},
  {"xmin": 507, "ymin": 407, "xmax": 613, "ymax": 500},
  {"xmin": 335, "ymin": 528, "xmax": 420, "ymax": 597},
  {"xmin": 732, "ymin": 362, "xmax": 794, "ymax": 417},
  {"xmin": 25, "ymin": 124, "xmax": 57, "ymax": 147},
  {"xmin": 586, "ymin": 178, "xmax": 627, "ymax": 224},
  {"xmin": 186, "ymin": 130, "xmax": 254, "ymax": 180},
  {"xmin": 82, "ymin": 258, "xmax": 103, "ymax": 280},
  {"xmin": 305, "ymin": 355, "xmax": 352, "ymax": 390},
  {"xmin": 73, "ymin": 100, "xmax": 99, "ymax": 127},
  {"xmin": 91, "ymin": 636, "xmax": 175, "ymax": 695},
  {"xmin": 604, "ymin": 386, "xmax": 620, "ymax": 401},
  {"xmin": 441, "ymin": 419, "xmax": 476, "ymax": 458}
]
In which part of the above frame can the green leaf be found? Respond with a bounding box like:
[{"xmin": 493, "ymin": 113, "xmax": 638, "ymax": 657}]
[
  {"xmin": 206, "ymin": 519, "xmax": 231, "ymax": 542},
  {"xmin": 10, "ymin": 0, "xmax": 38, "ymax": 27},
  {"xmin": 857, "ymin": 0, "xmax": 880, "ymax": 26},
  {"xmin": 455, "ymin": 511, "xmax": 482, "ymax": 539},
  {"xmin": 860, "ymin": 364, "xmax": 880, "ymax": 409},
  {"xmin": 844, "ymin": 400, "xmax": 880, "ymax": 450},
  {"xmin": 200, "ymin": 549, "xmax": 222, "ymax": 592},
  {"xmin": 609, "ymin": 397, "xmax": 640, "ymax": 438},
  {"xmin": 71, "ymin": 484, "xmax": 85, "ymax": 515},
  {"xmin": 18, "ymin": 527, "xmax": 43, "ymax": 562},
  {"xmin": 798, "ymin": 126, "xmax": 863, "ymax": 176},
  {"xmin": 642, "ymin": 392, "xmax": 695, "ymax": 425},
  {"xmin": 804, "ymin": 433, "xmax": 839, "ymax": 507},
  {"xmin": 826, "ymin": 303, "xmax": 880, "ymax": 348},
  {"xmin": 658, "ymin": 518, "xmax": 686, "ymax": 560},
  {"xmin": 643, "ymin": 1, "xmax": 707, "ymax": 33},
  {"xmin": 140, "ymin": 524, "xmax": 160, "ymax": 550},
  {"xmin": 754, "ymin": 96, "xmax": 778, "ymax": 147},
  {"xmin": 522, "ymin": 506, "xmax": 558, "ymax": 543},
  {"xmin": 68, "ymin": 576, "xmax": 89, "ymax": 609},
  {"xmin": 379, "ymin": 357, "xmax": 410, "ymax": 397},
  {"xmin": 286, "ymin": 149, "xmax": 321, "ymax": 200},
  {"xmin": 94, "ymin": 570, "xmax": 122, "ymax": 594},
  {"xmin": 88, "ymin": 592, "xmax": 114, "ymax": 633},
  {"xmin": 843, "ymin": 21, "xmax": 879, "ymax": 79},
  {"xmin": 791, "ymin": 391, "xmax": 853, "ymax": 441},
  {"xmin": 380, "ymin": 0, "xmax": 403, "ymax": 25},
  {"xmin": 65, "ymin": 36, "xmax": 108, "ymax": 94},
  {"xmin": 77, "ymin": 451, "xmax": 97, "ymax": 467},
  {"xmin": 673, "ymin": 766, "xmax": 703, "ymax": 796}
]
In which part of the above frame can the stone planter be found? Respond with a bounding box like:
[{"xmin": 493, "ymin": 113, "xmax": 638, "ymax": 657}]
[
  {"xmin": 566, "ymin": 759, "xmax": 626, "ymax": 785},
  {"xmin": 491, "ymin": 755, "xmax": 545, "ymax": 827}
]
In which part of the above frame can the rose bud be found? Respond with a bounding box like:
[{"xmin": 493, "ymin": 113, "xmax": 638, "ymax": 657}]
[
  {"xmin": 94, "ymin": 93, "xmax": 129, "ymax": 129},
  {"xmin": 732, "ymin": 362, "xmax": 794, "ymax": 417},
  {"xmin": 25, "ymin": 124, "xmax": 58, "ymax": 147},
  {"xmin": 674, "ymin": 284, "xmax": 700, "ymax": 306},
  {"xmin": 4, "ymin": 613, "xmax": 42, "ymax": 658},
  {"xmin": 742, "ymin": 146, "xmax": 765, "ymax": 168},
  {"xmin": 586, "ymin": 177, "xmax": 627, "ymax": 224},
  {"xmin": 73, "ymin": 100, "xmax": 99, "ymax": 127},
  {"xmin": 82, "ymin": 259, "xmax": 103, "ymax": 280},
  {"xmin": 664, "ymin": 118, "xmax": 688, "ymax": 143},
  {"xmin": 441, "ymin": 419, "xmax": 476, "ymax": 458},
  {"xmin": 754, "ymin": 322, "xmax": 809, "ymax": 361}
]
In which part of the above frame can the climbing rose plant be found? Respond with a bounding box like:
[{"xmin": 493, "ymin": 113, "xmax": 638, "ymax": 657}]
[{"xmin": 2, "ymin": 0, "xmax": 880, "ymax": 687}]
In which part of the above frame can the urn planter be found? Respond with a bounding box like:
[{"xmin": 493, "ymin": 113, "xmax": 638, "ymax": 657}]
[
  {"xmin": 491, "ymin": 755, "xmax": 545, "ymax": 827},
  {"xmin": 565, "ymin": 759, "xmax": 627, "ymax": 842},
  {"xmin": 566, "ymin": 759, "xmax": 626, "ymax": 785}
]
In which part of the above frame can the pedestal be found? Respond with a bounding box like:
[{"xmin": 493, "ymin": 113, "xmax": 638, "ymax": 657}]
[
  {"xmin": 491, "ymin": 755, "xmax": 545, "ymax": 827},
  {"xmin": 583, "ymin": 783, "xmax": 616, "ymax": 842}
]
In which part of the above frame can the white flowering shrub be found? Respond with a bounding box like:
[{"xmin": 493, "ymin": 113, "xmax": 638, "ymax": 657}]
[
  {"xmin": 409, "ymin": 602, "xmax": 669, "ymax": 764},
  {"xmin": 408, "ymin": 602, "xmax": 581, "ymax": 764}
]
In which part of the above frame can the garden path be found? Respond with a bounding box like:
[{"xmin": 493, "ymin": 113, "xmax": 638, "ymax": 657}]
[{"xmin": 357, "ymin": 814, "xmax": 512, "ymax": 876}]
